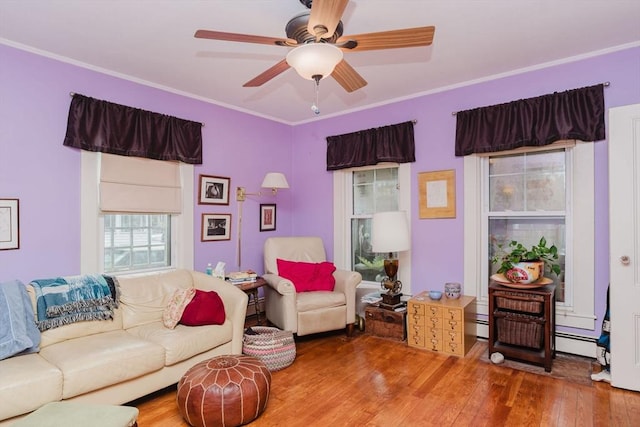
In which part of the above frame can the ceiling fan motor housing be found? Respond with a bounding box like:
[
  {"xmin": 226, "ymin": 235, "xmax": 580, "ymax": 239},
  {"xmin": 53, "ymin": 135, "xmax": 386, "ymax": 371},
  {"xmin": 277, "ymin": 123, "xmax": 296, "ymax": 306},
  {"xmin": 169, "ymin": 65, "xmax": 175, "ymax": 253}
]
[{"xmin": 286, "ymin": 12, "xmax": 343, "ymax": 44}]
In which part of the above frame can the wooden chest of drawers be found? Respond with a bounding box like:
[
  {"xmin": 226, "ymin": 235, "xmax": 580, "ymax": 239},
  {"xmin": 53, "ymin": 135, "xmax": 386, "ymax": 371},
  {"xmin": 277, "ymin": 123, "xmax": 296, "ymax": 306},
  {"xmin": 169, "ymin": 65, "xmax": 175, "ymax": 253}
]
[
  {"xmin": 365, "ymin": 305, "xmax": 407, "ymax": 341},
  {"xmin": 407, "ymin": 293, "xmax": 476, "ymax": 356}
]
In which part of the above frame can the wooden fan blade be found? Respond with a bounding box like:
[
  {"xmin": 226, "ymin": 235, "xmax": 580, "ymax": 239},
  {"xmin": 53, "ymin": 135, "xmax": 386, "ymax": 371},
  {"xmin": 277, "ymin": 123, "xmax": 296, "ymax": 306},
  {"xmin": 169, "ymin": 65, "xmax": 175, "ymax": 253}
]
[
  {"xmin": 243, "ymin": 59, "xmax": 291, "ymax": 87},
  {"xmin": 337, "ymin": 26, "xmax": 435, "ymax": 51},
  {"xmin": 308, "ymin": 0, "xmax": 349, "ymax": 39},
  {"xmin": 331, "ymin": 60, "xmax": 367, "ymax": 93},
  {"xmin": 195, "ymin": 30, "xmax": 296, "ymax": 47}
]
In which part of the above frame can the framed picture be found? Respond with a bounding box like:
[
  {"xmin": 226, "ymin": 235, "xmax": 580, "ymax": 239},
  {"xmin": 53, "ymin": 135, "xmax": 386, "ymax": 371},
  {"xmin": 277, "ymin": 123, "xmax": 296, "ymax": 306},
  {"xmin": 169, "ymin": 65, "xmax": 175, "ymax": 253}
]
[
  {"xmin": 199, "ymin": 175, "xmax": 230, "ymax": 205},
  {"xmin": 0, "ymin": 198, "xmax": 19, "ymax": 250},
  {"xmin": 260, "ymin": 204, "xmax": 276, "ymax": 232},
  {"xmin": 201, "ymin": 213, "xmax": 232, "ymax": 241},
  {"xmin": 418, "ymin": 169, "xmax": 456, "ymax": 219}
]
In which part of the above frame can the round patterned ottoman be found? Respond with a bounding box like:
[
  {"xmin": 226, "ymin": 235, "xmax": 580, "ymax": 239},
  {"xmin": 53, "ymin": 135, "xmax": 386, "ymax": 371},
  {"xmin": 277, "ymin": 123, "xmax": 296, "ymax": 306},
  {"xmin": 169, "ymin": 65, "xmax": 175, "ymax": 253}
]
[
  {"xmin": 177, "ymin": 355, "xmax": 271, "ymax": 427},
  {"xmin": 243, "ymin": 326, "xmax": 296, "ymax": 372}
]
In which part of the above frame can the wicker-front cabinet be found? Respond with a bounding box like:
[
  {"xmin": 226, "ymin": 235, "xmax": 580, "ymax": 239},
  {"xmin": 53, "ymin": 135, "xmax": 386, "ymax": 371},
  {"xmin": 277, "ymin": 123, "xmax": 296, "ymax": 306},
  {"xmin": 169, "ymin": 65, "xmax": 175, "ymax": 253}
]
[{"xmin": 407, "ymin": 293, "xmax": 476, "ymax": 356}]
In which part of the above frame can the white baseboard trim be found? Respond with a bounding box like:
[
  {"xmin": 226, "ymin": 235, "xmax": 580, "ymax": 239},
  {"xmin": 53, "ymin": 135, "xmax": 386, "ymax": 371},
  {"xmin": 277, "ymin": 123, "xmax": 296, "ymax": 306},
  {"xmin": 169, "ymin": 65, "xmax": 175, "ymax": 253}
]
[{"xmin": 476, "ymin": 321, "xmax": 597, "ymax": 358}]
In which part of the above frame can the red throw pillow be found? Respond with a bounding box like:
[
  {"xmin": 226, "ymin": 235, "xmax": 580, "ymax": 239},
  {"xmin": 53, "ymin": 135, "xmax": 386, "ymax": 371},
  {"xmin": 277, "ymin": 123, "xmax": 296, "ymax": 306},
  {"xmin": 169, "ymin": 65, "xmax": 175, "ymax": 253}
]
[
  {"xmin": 277, "ymin": 259, "xmax": 336, "ymax": 292},
  {"xmin": 180, "ymin": 290, "xmax": 226, "ymax": 326}
]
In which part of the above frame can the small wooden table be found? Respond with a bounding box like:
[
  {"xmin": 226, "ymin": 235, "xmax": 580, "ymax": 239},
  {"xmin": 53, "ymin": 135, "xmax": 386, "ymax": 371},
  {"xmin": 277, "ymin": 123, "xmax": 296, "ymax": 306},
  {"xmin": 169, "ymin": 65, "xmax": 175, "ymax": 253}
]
[{"xmin": 233, "ymin": 277, "xmax": 267, "ymax": 324}]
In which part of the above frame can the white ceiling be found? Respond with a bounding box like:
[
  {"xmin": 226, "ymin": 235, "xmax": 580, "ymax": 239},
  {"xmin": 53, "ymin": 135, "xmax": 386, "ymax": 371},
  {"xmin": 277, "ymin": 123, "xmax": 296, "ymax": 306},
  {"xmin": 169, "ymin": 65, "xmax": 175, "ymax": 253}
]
[{"xmin": 1, "ymin": 0, "xmax": 639, "ymax": 124}]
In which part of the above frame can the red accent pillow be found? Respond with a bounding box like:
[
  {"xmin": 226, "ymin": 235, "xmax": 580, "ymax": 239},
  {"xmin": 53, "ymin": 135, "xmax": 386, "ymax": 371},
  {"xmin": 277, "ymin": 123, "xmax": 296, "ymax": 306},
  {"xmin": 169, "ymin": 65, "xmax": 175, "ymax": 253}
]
[
  {"xmin": 180, "ymin": 290, "xmax": 226, "ymax": 326},
  {"xmin": 276, "ymin": 259, "xmax": 336, "ymax": 292}
]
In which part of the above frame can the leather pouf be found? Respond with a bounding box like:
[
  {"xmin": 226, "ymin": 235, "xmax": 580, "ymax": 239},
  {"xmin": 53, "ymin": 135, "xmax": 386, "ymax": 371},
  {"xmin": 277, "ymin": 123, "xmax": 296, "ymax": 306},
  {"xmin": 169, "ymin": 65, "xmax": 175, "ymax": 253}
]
[{"xmin": 177, "ymin": 355, "xmax": 271, "ymax": 427}]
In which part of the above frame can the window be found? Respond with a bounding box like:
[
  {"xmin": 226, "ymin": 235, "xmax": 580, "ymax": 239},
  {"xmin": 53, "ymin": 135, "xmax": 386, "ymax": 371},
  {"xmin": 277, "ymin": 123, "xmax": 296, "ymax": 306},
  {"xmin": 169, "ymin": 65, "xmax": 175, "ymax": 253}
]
[
  {"xmin": 80, "ymin": 151, "xmax": 194, "ymax": 274},
  {"xmin": 334, "ymin": 163, "xmax": 411, "ymax": 291},
  {"xmin": 487, "ymin": 150, "xmax": 567, "ymax": 302},
  {"xmin": 351, "ymin": 167, "xmax": 399, "ymax": 282},
  {"xmin": 464, "ymin": 142, "xmax": 596, "ymax": 332},
  {"xmin": 104, "ymin": 214, "xmax": 171, "ymax": 273}
]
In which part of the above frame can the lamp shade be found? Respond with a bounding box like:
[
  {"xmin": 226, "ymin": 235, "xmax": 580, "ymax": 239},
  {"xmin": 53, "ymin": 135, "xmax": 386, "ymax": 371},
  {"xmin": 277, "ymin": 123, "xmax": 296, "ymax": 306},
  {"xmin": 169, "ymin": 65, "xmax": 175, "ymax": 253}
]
[
  {"xmin": 371, "ymin": 211, "xmax": 410, "ymax": 253},
  {"xmin": 261, "ymin": 172, "xmax": 289, "ymax": 189},
  {"xmin": 285, "ymin": 43, "xmax": 344, "ymax": 80}
]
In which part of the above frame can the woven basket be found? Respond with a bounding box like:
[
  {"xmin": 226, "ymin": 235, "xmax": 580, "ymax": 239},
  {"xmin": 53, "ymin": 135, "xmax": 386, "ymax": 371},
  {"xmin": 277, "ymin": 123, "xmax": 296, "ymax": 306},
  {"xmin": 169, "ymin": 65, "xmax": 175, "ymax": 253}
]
[
  {"xmin": 495, "ymin": 312, "xmax": 544, "ymax": 349},
  {"xmin": 243, "ymin": 326, "xmax": 296, "ymax": 371}
]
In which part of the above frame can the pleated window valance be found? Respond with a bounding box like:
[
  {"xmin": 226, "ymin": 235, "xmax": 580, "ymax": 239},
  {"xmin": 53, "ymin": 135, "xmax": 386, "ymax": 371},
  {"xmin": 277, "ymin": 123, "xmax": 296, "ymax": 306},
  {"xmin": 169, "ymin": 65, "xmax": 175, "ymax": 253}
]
[
  {"xmin": 326, "ymin": 121, "xmax": 415, "ymax": 171},
  {"xmin": 99, "ymin": 153, "xmax": 182, "ymax": 214},
  {"xmin": 63, "ymin": 94, "xmax": 202, "ymax": 164},
  {"xmin": 455, "ymin": 84, "xmax": 605, "ymax": 156}
]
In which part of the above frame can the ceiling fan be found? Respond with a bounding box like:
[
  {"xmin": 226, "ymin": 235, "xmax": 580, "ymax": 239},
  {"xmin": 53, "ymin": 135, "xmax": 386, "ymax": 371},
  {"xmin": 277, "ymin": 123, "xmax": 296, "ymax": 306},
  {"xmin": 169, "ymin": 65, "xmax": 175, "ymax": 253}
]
[{"xmin": 194, "ymin": 0, "xmax": 435, "ymax": 94}]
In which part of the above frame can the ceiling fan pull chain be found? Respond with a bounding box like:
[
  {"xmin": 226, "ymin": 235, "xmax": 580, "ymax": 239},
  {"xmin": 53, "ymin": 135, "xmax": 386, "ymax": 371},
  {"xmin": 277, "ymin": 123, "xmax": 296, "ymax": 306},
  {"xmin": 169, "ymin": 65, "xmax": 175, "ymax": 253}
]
[{"xmin": 311, "ymin": 74, "xmax": 321, "ymax": 115}]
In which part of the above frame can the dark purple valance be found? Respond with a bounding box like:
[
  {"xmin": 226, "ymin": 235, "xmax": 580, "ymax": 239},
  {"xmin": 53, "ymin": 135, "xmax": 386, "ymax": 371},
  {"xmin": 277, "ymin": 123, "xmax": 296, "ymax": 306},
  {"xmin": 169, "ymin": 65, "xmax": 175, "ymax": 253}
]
[
  {"xmin": 455, "ymin": 84, "xmax": 605, "ymax": 157},
  {"xmin": 63, "ymin": 94, "xmax": 203, "ymax": 164},
  {"xmin": 326, "ymin": 121, "xmax": 415, "ymax": 171}
]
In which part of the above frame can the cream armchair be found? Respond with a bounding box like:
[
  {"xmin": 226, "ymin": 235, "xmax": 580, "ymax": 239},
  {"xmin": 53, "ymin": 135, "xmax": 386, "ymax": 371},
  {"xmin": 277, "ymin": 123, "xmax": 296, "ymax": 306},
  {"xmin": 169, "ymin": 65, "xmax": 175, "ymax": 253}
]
[{"xmin": 262, "ymin": 237, "xmax": 362, "ymax": 336}]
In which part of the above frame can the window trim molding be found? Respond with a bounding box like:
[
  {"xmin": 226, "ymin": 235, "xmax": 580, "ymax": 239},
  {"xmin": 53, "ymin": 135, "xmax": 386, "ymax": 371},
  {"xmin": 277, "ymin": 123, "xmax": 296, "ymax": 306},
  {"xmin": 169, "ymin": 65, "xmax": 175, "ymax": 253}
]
[
  {"xmin": 80, "ymin": 151, "xmax": 194, "ymax": 274},
  {"xmin": 333, "ymin": 162, "xmax": 412, "ymax": 294},
  {"xmin": 463, "ymin": 143, "xmax": 596, "ymax": 330}
]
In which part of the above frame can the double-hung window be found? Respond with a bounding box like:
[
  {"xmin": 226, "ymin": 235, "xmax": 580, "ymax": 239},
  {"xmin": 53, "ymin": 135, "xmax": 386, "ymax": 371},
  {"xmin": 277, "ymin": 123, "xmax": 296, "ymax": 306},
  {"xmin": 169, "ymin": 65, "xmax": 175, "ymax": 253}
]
[
  {"xmin": 464, "ymin": 141, "xmax": 596, "ymax": 334},
  {"xmin": 333, "ymin": 163, "xmax": 411, "ymax": 291}
]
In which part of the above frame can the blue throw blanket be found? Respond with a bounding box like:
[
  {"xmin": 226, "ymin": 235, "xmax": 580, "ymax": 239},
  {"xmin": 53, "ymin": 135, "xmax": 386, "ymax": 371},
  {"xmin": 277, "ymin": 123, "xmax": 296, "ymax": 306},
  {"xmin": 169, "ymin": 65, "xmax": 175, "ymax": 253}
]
[
  {"xmin": 30, "ymin": 274, "xmax": 119, "ymax": 332},
  {"xmin": 0, "ymin": 280, "xmax": 40, "ymax": 360}
]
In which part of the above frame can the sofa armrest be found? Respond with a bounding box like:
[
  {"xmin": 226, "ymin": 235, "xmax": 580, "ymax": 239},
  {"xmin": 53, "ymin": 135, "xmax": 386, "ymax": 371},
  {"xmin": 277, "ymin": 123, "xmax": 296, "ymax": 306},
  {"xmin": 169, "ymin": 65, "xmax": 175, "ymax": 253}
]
[
  {"xmin": 333, "ymin": 269, "xmax": 362, "ymax": 325},
  {"xmin": 262, "ymin": 273, "xmax": 296, "ymax": 295},
  {"xmin": 190, "ymin": 271, "xmax": 248, "ymax": 354}
]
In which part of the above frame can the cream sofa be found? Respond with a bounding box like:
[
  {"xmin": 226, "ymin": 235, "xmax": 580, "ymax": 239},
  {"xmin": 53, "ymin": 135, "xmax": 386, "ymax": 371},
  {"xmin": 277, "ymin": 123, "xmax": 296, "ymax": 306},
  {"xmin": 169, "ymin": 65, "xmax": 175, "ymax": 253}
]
[{"xmin": 0, "ymin": 269, "xmax": 248, "ymax": 425}]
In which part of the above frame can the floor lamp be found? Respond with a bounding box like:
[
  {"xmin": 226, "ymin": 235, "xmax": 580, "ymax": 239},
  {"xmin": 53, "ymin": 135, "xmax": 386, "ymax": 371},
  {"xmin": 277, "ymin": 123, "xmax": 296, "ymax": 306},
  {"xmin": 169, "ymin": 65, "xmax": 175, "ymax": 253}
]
[{"xmin": 236, "ymin": 172, "xmax": 289, "ymax": 269}]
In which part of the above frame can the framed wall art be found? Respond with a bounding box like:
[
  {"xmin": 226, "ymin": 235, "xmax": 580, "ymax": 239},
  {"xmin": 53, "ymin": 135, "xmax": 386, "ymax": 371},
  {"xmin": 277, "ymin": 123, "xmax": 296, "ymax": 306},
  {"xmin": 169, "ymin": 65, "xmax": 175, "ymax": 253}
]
[
  {"xmin": 201, "ymin": 213, "xmax": 232, "ymax": 241},
  {"xmin": 199, "ymin": 175, "xmax": 230, "ymax": 205},
  {"xmin": 260, "ymin": 204, "xmax": 276, "ymax": 232},
  {"xmin": 418, "ymin": 169, "xmax": 456, "ymax": 219},
  {"xmin": 0, "ymin": 198, "xmax": 19, "ymax": 250}
]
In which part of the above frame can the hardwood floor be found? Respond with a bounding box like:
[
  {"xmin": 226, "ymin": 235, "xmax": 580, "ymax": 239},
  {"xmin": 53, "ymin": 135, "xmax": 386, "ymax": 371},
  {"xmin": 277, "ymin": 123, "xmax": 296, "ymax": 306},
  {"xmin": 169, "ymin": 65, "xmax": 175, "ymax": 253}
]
[{"xmin": 132, "ymin": 320, "xmax": 640, "ymax": 426}]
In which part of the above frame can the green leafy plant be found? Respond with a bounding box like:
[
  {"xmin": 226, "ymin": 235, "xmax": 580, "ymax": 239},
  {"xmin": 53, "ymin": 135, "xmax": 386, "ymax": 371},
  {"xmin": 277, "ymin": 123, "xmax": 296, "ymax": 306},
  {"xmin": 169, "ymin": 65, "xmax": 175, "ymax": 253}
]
[
  {"xmin": 356, "ymin": 255, "xmax": 385, "ymax": 269},
  {"xmin": 491, "ymin": 237, "xmax": 562, "ymax": 276}
]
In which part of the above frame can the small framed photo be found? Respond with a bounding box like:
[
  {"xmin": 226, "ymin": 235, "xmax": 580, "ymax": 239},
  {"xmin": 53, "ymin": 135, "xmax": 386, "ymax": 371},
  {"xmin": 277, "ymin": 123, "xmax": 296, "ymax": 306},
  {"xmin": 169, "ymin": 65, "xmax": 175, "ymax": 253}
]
[
  {"xmin": 260, "ymin": 204, "xmax": 276, "ymax": 232},
  {"xmin": 201, "ymin": 213, "xmax": 232, "ymax": 241},
  {"xmin": 0, "ymin": 198, "xmax": 20, "ymax": 250},
  {"xmin": 418, "ymin": 169, "xmax": 456, "ymax": 219},
  {"xmin": 199, "ymin": 175, "xmax": 230, "ymax": 205}
]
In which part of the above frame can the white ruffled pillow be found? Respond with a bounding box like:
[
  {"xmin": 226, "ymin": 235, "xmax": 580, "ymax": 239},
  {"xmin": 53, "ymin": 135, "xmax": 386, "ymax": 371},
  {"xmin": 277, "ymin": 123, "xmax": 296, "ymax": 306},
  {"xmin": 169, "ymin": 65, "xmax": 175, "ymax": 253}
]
[{"xmin": 162, "ymin": 287, "xmax": 195, "ymax": 329}]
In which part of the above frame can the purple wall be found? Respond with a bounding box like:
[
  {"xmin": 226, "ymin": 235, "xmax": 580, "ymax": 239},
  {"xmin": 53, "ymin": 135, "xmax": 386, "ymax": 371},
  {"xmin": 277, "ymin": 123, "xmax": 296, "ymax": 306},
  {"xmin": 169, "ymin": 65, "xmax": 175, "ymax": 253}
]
[
  {"xmin": 2, "ymin": 42, "xmax": 639, "ymax": 338},
  {"xmin": 0, "ymin": 44, "xmax": 292, "ymax": 283},
  {"xmin": 291, "ymin": 46, "xmax": 640, "ymax": 337}
]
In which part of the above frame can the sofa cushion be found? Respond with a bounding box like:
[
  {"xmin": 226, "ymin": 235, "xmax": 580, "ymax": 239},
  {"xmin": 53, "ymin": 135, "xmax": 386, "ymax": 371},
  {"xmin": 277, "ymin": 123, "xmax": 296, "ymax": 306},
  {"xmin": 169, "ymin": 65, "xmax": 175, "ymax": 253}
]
[
  {"xmin": 127, "ymin": 320, "xmax": 233, "ymax": 366},
  {"xmin": 296, "ymin": 291, "xmax": 346, "ymax": 313},
  {"xmin": 163, "ymin": 287, "xmax": 196, "ymax": 329},
  {"xmin": 118, "ymin": 269, "xmax": 195, "ymax": 329},
  {"xmin": 0, "ymin": 353, "xmax": 63, "ymax": 420},
  {"xmin": 276, "ymin": 259, "xmax": 336, "ymax": 292},
  {"xmin": 39, "ymin": 330, "xmax": 165, "ymax": 399},
  {"xmin": 180, "ymin": 290, "xmax": 226, "ymax": 326}
]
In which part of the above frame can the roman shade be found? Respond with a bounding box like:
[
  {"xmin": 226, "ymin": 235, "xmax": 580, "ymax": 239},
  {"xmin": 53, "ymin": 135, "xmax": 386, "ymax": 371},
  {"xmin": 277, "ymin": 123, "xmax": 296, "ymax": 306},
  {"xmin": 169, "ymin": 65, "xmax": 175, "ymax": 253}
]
[
  {"xmin": 455, "ymin": 84, "xmax": 605, "ymax": 156},
  {"xmin": 100, "ymin": 153, "xmax": 181, "ymax": 213}
]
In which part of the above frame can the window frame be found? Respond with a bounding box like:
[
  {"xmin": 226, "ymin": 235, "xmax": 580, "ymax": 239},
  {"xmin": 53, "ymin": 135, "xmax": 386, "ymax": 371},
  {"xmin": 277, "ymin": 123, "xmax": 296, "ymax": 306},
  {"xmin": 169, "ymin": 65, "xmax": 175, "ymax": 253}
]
[
  {"xmin": 333, "ymin": 162, "xmax": 412, "ymax": 294},
  {"xmin": 463, "ymin": 142, "xmax": 596, "ymax": 330},
  {"xmin": 80, "ymin": 151, "xmax": 194, "ymax": 275}
]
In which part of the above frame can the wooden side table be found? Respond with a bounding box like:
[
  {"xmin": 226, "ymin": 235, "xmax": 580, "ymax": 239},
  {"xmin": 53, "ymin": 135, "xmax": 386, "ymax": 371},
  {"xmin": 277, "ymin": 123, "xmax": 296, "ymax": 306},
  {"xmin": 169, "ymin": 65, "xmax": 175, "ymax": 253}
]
[
  {"xmin": 232, "ymin": 277, "xmax": 267, "ymax": 324},
  {"xmin": 488, "ymin": 282, "xmax": 556, "ymax": 372}
]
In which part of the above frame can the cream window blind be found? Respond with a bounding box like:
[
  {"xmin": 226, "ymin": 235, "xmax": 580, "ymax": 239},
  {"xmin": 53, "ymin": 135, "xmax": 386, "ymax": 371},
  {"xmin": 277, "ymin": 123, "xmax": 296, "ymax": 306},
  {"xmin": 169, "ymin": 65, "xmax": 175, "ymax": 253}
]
[{"xmin": 100, "ymin": 153, "xmax": 182, "ymax": 213}]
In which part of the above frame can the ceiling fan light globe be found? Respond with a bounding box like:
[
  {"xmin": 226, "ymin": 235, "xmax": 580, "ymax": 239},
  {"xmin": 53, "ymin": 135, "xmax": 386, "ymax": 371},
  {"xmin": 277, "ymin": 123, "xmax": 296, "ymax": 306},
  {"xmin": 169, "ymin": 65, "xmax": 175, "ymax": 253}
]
[{"xmin": 286, "ymin": 43, "xmax": 343, "ymax": 80}]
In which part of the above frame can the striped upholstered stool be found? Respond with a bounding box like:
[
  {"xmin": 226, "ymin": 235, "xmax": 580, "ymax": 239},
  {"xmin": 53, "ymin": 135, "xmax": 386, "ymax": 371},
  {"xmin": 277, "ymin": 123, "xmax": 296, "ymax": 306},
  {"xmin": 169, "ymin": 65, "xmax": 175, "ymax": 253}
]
[
  {"xmin": 13, "ymin": 402, "xmax": 138, "ymax": 427},
  {"xmin": 177, "ymin": 355, "xmax": 271, "ymax": 427}
]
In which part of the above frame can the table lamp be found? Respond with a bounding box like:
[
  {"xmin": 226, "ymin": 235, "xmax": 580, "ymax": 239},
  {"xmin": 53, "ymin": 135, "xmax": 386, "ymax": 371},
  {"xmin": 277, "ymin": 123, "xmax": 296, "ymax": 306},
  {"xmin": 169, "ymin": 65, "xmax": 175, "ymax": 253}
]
[{"xmin": 371, "ymin": 211, "xmax": 410, "ymax": 306}]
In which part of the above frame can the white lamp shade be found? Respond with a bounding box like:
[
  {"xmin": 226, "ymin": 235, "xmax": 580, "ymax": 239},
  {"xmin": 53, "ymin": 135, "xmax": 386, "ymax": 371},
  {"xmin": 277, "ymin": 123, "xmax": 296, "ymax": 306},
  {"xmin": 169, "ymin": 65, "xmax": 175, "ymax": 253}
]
[
  {"xmin": 371, "ymin": 211, "xmax": 410, "ymax": 253},
  {"xmin": 261, "ymin": 172, "xmax": 289, "ymax": 189},
  {"xmin": 286, "ymin": 43, "xmax": 344, "ymax": 80}
]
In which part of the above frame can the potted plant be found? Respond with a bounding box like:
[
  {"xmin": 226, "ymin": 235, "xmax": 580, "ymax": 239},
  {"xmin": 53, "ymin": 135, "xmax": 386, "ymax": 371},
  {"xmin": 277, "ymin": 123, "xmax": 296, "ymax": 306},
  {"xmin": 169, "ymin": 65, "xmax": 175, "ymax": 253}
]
[{"xmin": 491, "ymin": 237, "xmax": 562, "ymax": 283}]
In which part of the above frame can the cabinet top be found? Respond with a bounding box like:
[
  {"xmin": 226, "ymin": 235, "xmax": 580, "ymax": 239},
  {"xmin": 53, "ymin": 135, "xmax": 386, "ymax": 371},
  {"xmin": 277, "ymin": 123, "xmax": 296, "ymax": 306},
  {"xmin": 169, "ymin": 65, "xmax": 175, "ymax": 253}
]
[{"xmin": 410, "ymin": 292, "xmax": 475, "ymax": 307}]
